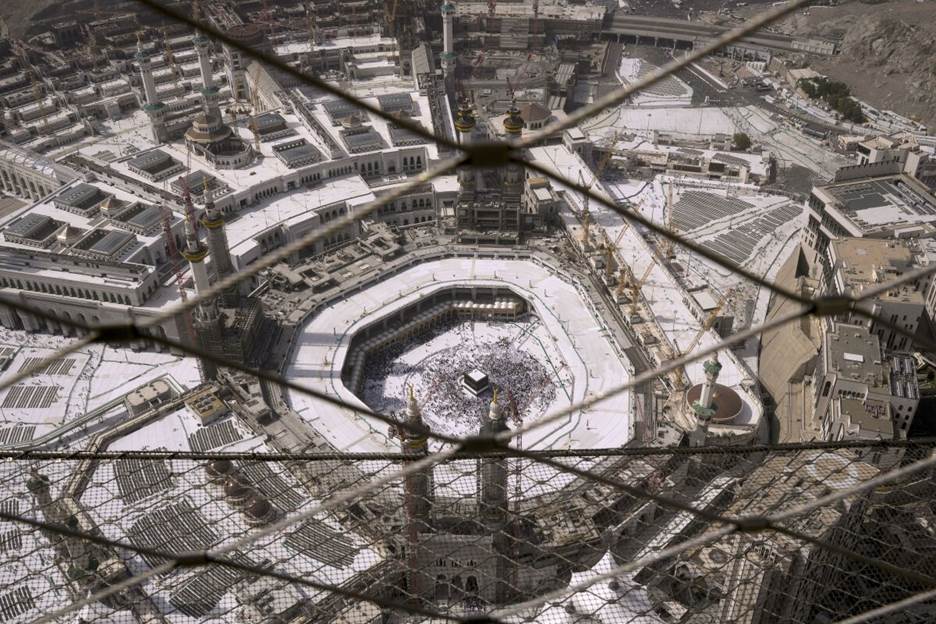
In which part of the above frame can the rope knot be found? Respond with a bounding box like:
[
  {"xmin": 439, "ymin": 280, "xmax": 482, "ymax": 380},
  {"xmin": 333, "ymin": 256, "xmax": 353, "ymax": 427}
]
[
  {"xmin": 810, "ymin": 297, "xmax": 854, "ymax": 317},
  {"xmin": 93, "ymin": 324, "xmax": 144, "ymax": 343},
  {"xmin": 464, "ymin": 142, "xmax": 516, "ymax": 168}
]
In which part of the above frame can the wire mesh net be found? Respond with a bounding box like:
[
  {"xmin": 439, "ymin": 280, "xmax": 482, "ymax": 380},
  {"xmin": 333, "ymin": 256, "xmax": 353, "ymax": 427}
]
[
  {"xmin": 0, "ymin": 445, "xmax": 934, "ymax": 623},
  {"xmin": 1, "ymin": 0, "xmax": 935, "ymax": 622}
]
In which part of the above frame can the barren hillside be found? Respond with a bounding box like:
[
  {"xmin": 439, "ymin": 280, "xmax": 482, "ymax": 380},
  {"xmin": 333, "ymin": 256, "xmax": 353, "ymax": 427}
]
[
  {"xmin": 779, "ymin": 0, "xmax": 936, "ymax": 128},
  {"xmin": 0, "ymin": 0, "xmax": 59, "ymax": 40}
]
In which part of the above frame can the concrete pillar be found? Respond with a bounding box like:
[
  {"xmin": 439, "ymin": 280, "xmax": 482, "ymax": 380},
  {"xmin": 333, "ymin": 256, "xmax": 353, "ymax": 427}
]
[
  {"xmin": 21, "ymin": 312, "xmax": 39, "ymax": 332},
  {"xmin": 0, "ymin": 305, "xmax": 16, "ymax": 328}
]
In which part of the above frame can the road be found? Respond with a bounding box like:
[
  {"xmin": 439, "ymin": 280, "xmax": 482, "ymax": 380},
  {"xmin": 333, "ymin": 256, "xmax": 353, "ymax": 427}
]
[{"xmin": 606, "ymin": 14, "xmax": 801, "ymax": 53}]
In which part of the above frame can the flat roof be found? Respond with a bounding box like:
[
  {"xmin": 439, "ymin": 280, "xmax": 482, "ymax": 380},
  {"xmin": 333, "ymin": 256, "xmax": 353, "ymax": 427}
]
[
  {"xmin": 821, "ymin": 175, "xmax": 936, "ymax": 232},
  {"xmin": 0, "ymin": 179, "xmax": 173, "ymax": 259},
  {"xmin": 116, "ymin": 90, "xmax": 441, "ymax": 196},
  {"xmin": 254, "ymin": 112, "xmax": 288, "ymax": 134},
  {"xmin": 322, "ymin": 98, "xmax": 361, "ymax": 121},
  {"xmin": 126, "ymin": 149, "xmax": 176, "ymax": 173},
  {"xmin": 225, "ymin": 176, "xmax": 375, "ymax": 258},
  {"xmin": 826, "ymin": 323, "xmax": 885, "ymax": 387},
  {"xmin": 89, "ymin": 229, "xmax": 135, "ymax": 256},
  {"xmin": 272, "ymin": 139, "xmax": 322, "ymax": 168},
  {"xmin": 377, "ymin": 93, "xmax": 414, "ymax": 114},
  {"xmin": 841, "ymin": 397, "xmax": 893, "ymax": 435},
  {"xmin": 831, "ymin": 238, "xmax": 916, "ymax": 284},
  {"xmin": 389, "ymin": 125, "xmax": 428, "ymax": 147},
  {"xmin": 56, "ymin": 183, "xmax": 104, "ymax": 209},
  {"xmin": 5, "ymin": 213, "xmax": 58, "ymax": 239},
  {"xmin": 121, "ymin": 203, "xmax": 164, "ymax": 230},
  {"xmin": 342, "ymin": 127, "xmax": 385, "ymax": 154}
]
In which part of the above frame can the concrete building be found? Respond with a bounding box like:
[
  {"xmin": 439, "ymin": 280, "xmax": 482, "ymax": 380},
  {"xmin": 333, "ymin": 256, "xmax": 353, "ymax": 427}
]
[
  {"xmin": 451, "ymin": 101, "xmax": 553, "ymax": 242},
  {"xmin": 220, "ymin": 24, "xmax": 267, "ymax": 103},
  {"xmin": 0, "ymin": 142, "xmax": 77, "ymax": 201},
  {"xmin": 616, "ymin": 146, "xmax": 773, "ymax": 186},
  {"xmin": 803, "ymin": 165, "xmax": 936, "ymax": 254},
  {"xmin": 454, "ymin": 0, "xmax": 606, "ymax": 48},
  {"xmin": 819, "ymin": 237, "xmax": 930, "ymax": 353},
  {"xmin": 813, "ymin": 322, "xmax": 919, "ymax": 441}
]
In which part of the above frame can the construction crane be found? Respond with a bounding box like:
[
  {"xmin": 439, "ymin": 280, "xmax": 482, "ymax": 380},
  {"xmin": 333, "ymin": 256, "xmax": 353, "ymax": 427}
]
[
  {"xmin": 682, "ymin": 298, "xmax": 724, "ymax": 356},
  {"xmin": 658, "ymin": 184, "xmax": 676, "ymax": 259},
  {"xmin": 249, "ymin": 86, "xmax": 262, "ymax": 154},
  {"xmin": 603, "ymin": 243, "xmax": 616, "ymax": 284},
  {"xmin": 574, "ymin": 134, "xmax": 618, "ymax": 251},
  {"xmin": 594, "ymin": 129, "xmax": 621, "ymax": 178},
  {"xmin": 615, "ymin": 267, "xmax": 631, "ymax": 303},
  {"xmin": 578, "ymin": 169, "xmax": 591, "ymax": 251},
  {"xmin": 629, "ymin": 260, "xmax": 655, "ymax": 314},
  {"xmin": 665, "ymin": 341, "xmax": 690, "ymax": 392}
]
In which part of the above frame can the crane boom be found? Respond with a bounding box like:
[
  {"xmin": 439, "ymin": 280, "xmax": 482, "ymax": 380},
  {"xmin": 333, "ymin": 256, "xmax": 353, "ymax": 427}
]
[{"xmin": 682, "ymin": 299, "xmax": 723, "ymax": 356}]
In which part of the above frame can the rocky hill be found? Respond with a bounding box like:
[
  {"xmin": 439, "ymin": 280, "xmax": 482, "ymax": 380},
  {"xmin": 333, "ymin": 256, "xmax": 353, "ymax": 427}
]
[{"xmin": 782, "ymin": 1, "xmax": 936, "ymax": 128}]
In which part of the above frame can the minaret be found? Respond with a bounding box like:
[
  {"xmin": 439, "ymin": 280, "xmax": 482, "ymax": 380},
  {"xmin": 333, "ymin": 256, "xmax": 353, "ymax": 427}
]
[
  {"xmin": 689, "ymin": 351, "xmax": 722, "ymax": 446},
  {"xmin": 441, "ymin": 1, "xmax": 456, "ymax": 79},
  {"xmin": 200, "ymin": 190, "xmax": 237, "ymax": 293},
  {"xmin": 181, "ymin": 210, "xmax": 221, "ymax": 379},
  {"xmin": 699, "ymin": 351, "xmax": 721, "ymax": 411},
  {"xmin": 503, "ymin": 99, "xmax": 524, "ymax": 139},
  {"xmin": 193, "ymin": 1, "xmax": 222, "ymax": 122},
  {"xmin": 135, "ymin": 33, "xmax": 168, "ymax": 143},
  {"xmin": 502, "ymin": 100, "xmax": 526, "ymax": 194},
  {"xmin": 479, "ymin": 388, "xmax": 509, "ymax": 525},
  {"xmin": 453, "ymin": 100, "xmax": 476, "ymax": 189},
  {"xmin": 480, "ymin": 388, "xmax": 512, "ymax": 604},
  {"xmin": 401, "ymin": 386, "xmax": 433, "ymax": 526},
  {"xmin": 400, "ymin": 386, "xmax": 433, "ymax": 599},
  {"xmin": 181, "ymin": 213, "xmax": 218, "ymax": 323}
]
